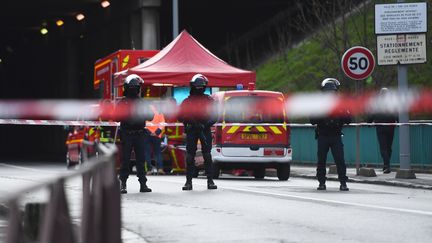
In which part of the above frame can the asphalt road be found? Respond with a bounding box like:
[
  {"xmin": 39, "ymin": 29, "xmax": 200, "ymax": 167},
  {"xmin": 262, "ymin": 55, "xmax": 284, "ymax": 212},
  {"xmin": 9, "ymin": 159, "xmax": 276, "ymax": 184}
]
[{"xmin": 1, "ymin": 162, "xmax": 432, "ymax": 243}]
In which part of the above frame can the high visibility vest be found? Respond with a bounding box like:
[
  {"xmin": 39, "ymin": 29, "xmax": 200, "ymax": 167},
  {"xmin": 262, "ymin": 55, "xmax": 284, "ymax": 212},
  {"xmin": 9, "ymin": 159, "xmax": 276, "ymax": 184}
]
[{"xmin": 147, "ymin": 106, "xmax": 166, "ymax": 138}]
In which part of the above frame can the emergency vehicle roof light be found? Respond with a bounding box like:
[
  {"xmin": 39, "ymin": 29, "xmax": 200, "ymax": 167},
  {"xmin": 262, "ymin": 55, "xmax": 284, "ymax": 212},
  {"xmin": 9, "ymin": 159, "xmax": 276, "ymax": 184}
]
[
  {"xmin": 101, "ymin": 1, "xmax": 110, "ymax": 8},
  {"xmin": 76, "ymin": 13, "xmax": 85, "ymax": 21}
]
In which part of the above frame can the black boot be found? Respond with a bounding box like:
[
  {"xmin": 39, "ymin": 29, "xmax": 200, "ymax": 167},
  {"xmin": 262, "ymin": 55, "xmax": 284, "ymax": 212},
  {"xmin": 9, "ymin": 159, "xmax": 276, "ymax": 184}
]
[
  {"xmin": 317, "ymin": 183, "xmax": 326, "ymax": 190},
  {"xmin": 340, "ymin": 182, "xmax": 349, "ymax": 191},
  {"xmin": 383, "ymin": 166, "xmax": 391, "ymax": 174},
  {"xmin": 120, "ymin": 180, "xmax": 127, "ymax": 194},
  {"xmin": 207, "ymin": 178, "xmax": 217, "ymax": 190},
  {"xmin": 140, "ymin": 182, "xmax": 152, "ymax": 193},
  {"xmin": 182, "ymin": 180, "xmax": 193, "ymax": 191}
]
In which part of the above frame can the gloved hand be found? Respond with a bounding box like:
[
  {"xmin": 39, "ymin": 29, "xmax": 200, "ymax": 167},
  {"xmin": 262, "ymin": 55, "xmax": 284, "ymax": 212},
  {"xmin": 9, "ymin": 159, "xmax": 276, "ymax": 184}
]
[{"xmin": 155, "ymin": 128, "xmax": 162, "ymax": 136}]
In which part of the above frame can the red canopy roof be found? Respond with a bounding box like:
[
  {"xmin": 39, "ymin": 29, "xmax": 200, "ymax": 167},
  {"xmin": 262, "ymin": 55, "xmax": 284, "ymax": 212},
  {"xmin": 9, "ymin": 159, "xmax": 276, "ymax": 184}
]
[{"xmin": 115, "ymin": 30, "xmax": 255, "ymax": 88}]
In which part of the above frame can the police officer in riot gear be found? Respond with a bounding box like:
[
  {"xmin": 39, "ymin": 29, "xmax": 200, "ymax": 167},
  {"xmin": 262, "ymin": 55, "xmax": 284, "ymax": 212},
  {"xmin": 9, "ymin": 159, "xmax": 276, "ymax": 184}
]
[
  {"xmin": 119, "ymin": 74, "xmax": 154, "ymax": 194},
  {"xmin": 310, "ymin": 78, "xmax": 351, "ymax": 191},
  {"xmin": 178, "ymin": 74, "xmax": 217, "ymax": 190}
]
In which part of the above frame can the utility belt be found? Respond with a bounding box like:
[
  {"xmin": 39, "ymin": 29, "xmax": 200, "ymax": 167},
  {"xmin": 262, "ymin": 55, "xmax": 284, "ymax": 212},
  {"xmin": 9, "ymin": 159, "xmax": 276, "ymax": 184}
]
[{"xmin": 315, "ymin": 128, "xmax": 343, "ymax": 138}]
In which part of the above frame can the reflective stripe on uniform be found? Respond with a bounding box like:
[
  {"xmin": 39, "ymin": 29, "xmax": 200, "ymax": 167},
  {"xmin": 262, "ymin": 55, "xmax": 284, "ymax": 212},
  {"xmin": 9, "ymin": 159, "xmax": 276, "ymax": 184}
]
[{"xmin": 100, "ymin": 138, "xmax": 114, "ymax": 143}]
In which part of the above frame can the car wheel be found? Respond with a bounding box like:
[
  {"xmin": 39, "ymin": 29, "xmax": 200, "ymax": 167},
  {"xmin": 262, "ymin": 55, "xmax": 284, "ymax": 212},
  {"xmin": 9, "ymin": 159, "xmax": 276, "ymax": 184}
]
[
  {"xmin": 277, "ymin": 163, "xmax": 290, "ymax": 181},
  {"xmin": 212, "ymin": 163, "xmax": 220, "ymax": 179},
  {"xmin": 253, "ymin": 167, "xmax": 265, "ymax": 179}
]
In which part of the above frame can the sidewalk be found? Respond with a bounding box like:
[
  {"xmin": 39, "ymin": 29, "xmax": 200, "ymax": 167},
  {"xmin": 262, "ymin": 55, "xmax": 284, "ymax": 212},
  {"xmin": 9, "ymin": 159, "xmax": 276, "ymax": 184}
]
[{"xmin": 267, "ymin": 164, "xmax": 432, "ymax": 190}]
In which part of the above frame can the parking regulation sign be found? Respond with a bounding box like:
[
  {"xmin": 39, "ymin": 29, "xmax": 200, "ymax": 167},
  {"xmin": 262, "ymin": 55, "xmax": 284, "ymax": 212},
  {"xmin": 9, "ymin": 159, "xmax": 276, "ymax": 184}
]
[{"xmin": 341, "ymin": 46, "xmax": 375, "ymax": 80}]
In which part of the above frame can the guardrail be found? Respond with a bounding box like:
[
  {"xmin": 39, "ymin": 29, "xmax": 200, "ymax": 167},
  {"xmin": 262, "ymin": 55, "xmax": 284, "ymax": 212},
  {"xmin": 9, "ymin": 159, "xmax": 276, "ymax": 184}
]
[
  {"xmin": 290, "ymin": 122, "xmax": 432, "ymax": 168},
  {"xmin": 1, "ymin": 143, "xmax": 121, "ymax": 243}
]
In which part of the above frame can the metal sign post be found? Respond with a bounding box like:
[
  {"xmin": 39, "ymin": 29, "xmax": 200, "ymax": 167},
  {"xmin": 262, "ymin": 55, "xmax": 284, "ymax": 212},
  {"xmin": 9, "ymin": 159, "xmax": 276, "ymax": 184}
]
[
  {"xmin": 395, "ymin": 0, "xmax": 415, "ymax": 179},
  {"xmin": 341, "ymin": 46, "xmax": 375, "ymax": 175}
]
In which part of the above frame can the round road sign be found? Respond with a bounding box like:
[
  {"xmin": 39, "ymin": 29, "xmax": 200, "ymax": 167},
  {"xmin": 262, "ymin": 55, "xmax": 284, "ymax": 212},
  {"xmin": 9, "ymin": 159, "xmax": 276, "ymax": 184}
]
[{"xmin": 341, "ymin": 46, "xmax": 375, "ymax": 80}]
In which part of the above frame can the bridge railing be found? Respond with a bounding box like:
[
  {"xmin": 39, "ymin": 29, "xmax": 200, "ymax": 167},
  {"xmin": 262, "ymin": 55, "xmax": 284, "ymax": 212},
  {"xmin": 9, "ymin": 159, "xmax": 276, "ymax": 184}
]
[{"xmin": 2, "ymin": 143, "xmax": 121, "ymax": 243}]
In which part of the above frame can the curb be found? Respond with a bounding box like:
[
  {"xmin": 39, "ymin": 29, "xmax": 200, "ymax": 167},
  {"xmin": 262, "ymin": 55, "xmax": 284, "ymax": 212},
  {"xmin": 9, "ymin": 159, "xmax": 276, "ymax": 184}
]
[
  {"xmin": 266, "ymin": 170, "xmax": 432, "ymax": 190},
  {"xmin": 293, "ymin": 173, "xmax": 432, "ymax": 190}
]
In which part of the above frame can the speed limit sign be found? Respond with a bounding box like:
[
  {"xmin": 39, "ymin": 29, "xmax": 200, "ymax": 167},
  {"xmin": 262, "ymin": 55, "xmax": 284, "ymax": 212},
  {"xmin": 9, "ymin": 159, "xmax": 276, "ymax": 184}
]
[{"xmin": 341, "ymin": 46, "xmax": 375, "ymax": 80}]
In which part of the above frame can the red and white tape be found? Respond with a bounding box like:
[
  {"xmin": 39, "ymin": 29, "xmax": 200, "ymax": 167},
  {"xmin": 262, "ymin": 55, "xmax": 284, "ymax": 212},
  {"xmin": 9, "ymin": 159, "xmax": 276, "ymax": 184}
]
[
  {"xmin": 0, "ymin": 88, "xmax": 431, "ymax": 125},
  {"xmin": 0, "ymin": 119, "xmax": 119, "ymax": 127},
  {"xmin": 1, "ymin": 119, "xmax": 431, "ymax": 127}
]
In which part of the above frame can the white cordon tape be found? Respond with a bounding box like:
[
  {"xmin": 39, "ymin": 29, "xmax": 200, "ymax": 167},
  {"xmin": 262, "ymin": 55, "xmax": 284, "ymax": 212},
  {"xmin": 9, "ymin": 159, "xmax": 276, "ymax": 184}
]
[{"xmin": 0, "ymin": 119, "xmax": 431, "ymax": 127}]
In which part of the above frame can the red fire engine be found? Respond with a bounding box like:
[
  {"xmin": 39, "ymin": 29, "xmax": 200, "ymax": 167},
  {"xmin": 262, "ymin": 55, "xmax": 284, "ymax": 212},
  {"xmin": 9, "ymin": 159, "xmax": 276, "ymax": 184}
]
[
  {"xmin": 65, "ymin": 50, "xmax": 159, "ymax": 169},
  {"xmin": 94, "ymin": 50, "xmax": 160, "ymax": 100}
]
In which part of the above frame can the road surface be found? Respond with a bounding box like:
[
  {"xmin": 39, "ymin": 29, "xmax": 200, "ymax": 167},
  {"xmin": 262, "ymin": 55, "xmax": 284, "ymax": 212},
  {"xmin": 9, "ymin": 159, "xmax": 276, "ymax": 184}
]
[{"xmin": 0, "ymin": 162, "xmax": 431, "ymax": 243}]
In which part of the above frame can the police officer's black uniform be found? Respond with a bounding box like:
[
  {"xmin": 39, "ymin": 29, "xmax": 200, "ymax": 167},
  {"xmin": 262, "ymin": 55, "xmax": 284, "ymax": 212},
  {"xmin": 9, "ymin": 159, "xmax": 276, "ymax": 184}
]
[
  {"xmin": 119, "ymin": 74, "xmax": 154, "ymax": 194},
  {"xmin": 178, "ymin": 74, "xmax": 217, "ymax": 191},
  {"xmin": 310, "ymin": 78, "xmax": 351, "ymax": 191},
  {"xmin": 367, "ymin": 88, "xmax": 398, "ymax": 174}
]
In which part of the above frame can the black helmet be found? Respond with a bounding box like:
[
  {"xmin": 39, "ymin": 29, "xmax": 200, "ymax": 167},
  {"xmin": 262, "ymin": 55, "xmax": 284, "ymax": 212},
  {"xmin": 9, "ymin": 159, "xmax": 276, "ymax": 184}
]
[
  {"xmin": 321, "ymin": 78, "xmax": 340, "ymax": 91},
  {"xmin": 124, "ymin": 74, "xmax": 144, "ymax": 97},
  {"xmin": 190, "ymin": 74, "xmax": 208, "ymax": 89}
]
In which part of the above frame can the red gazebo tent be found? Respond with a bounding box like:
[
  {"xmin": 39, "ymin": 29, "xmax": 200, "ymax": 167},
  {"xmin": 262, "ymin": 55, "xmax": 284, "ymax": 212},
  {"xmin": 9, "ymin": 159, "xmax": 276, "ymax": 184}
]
[{"xmin": 115, "ymin": 30, "xmax": 255, "ymax": 88}]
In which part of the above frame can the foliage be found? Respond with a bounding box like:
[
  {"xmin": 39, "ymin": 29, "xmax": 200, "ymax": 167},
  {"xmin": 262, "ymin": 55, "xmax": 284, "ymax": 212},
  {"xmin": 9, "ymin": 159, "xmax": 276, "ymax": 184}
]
[{"xmin": 256, "ymin": 0, "xmax": 432, "ymax": 93}]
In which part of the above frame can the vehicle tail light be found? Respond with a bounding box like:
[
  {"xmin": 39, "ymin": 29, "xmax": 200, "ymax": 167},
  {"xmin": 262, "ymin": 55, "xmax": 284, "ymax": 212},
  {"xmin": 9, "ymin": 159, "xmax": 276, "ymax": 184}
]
[{"xmin": 264, "ymin": 148, "xmax": 284, "ymax": 156}]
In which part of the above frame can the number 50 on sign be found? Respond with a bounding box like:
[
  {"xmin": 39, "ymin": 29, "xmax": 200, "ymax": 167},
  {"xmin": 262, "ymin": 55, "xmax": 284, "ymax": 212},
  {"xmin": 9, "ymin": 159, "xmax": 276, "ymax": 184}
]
[{"xmin": 341, "ymin": 46, "xmax": 375, "ymax": 80}]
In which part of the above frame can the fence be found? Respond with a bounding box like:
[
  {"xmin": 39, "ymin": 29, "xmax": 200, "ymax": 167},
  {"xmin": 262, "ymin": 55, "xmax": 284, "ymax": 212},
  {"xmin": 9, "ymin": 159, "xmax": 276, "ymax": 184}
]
[
  {"xmin": 291, "ymin": 123, "xmax": 432, "ymax": 168},
  {"xmin": 1, "ymin": 143, "xmax": 121, "ymax": 243}
]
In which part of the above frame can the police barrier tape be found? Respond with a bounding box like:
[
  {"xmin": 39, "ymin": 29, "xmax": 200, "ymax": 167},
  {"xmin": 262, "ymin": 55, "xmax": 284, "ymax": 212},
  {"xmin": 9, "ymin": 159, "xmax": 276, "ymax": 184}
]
[
  {"xmin": 0, "ymin": 89, "xmax": 431, "ymax": 122},
  {"xmin": 1, "ymin": 119, "xmax": 431, "ymax": 127}
]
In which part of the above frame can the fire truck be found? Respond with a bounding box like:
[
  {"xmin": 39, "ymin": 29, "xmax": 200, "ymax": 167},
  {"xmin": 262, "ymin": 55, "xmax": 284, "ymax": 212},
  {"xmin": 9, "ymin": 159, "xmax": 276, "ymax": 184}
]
[
  {"xmin": 65, "ymin": 50, "xmax": 159, "ymax": 169},
  {"xmin": 94, "ymin": 50, "xmax": 160, "ymax": 99}
]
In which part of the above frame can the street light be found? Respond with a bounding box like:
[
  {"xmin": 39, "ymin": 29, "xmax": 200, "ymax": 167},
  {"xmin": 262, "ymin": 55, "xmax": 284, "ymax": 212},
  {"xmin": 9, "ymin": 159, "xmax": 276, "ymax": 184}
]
[
  {"xmin": 56, "ymin": 19, "xmax": 64, "ymax": 27},
  {"xmin": 101, "ymin": 1, "xmax": 110, "ymax": 8},
  {"xmin": 76, "ymin": 13, "xmax": 85, "ymax": 21},
  {"xmin": 40, "ymin": 28, "xmax": 48, "ymax": 35}
]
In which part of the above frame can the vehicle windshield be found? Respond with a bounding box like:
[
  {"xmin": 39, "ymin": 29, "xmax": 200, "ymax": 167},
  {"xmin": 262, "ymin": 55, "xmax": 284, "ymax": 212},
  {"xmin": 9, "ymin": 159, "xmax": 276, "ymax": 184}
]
[{"xmin": 223, "ymin": 96, "xmax": 285, "ymax": 123}]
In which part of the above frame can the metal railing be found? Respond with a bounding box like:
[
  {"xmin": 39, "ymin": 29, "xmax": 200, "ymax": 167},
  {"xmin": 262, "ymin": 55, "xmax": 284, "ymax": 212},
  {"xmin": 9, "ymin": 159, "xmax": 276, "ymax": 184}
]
[{"xmin": 2, "ymin": 143, "xmax": 121, "ymax": 243}]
